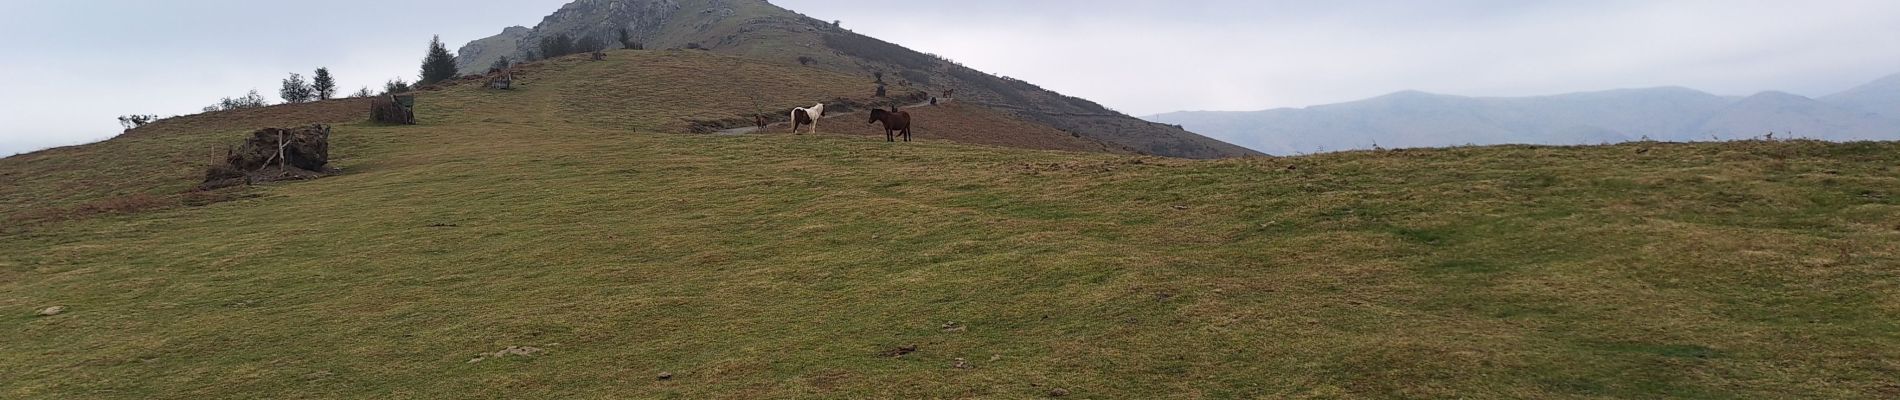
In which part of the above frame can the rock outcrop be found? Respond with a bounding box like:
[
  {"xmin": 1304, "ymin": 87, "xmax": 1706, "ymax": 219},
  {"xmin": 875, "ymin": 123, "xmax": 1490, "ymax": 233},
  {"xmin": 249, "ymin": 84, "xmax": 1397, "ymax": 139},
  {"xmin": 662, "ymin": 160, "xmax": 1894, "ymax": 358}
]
[
  {"xmin": 454, "ymin": 26, "xmax": 531, "ymax": 75},
  {"xmin": 455, "ymin": 0, "xmax": 682, "ymax": 74}
]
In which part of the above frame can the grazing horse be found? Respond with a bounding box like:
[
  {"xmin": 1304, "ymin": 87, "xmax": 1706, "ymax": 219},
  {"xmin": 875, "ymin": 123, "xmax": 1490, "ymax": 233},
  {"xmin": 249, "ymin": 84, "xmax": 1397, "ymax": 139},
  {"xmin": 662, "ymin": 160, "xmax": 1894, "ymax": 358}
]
[
  {"xmin": 790, "ymin": 103, "xmax": 826, "ymax": 134},
  {"xmin": 754, "ymin": 114, "xmax": 769, "ymax": 130},
  {"xmin": 868, "ymin": 108, "xmax": 912, "ymax": 142}
]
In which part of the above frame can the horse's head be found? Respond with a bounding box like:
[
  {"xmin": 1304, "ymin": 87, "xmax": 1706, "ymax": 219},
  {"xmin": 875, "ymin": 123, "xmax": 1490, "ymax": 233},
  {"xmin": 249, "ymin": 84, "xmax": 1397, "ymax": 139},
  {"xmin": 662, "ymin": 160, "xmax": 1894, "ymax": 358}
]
[{"xmin": 868, "ymin": 109, "xmax": 887, "ymax": 124}]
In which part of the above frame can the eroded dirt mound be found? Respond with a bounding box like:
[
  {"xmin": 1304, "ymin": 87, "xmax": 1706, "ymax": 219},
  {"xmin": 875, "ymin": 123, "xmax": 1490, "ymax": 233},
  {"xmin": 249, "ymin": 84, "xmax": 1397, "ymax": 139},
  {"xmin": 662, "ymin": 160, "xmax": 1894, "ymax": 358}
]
[{"xmin": 200, "ymin": 125, "xmax": 335, "ymax": 190}]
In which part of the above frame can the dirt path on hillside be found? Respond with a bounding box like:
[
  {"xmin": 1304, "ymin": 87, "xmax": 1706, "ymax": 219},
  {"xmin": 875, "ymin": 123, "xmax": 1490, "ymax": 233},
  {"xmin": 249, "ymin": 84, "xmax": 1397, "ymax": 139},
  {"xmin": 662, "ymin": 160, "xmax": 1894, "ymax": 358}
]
[{"xmin": 716, "ymin": 100, "xmax": 939, "ymax": 136}]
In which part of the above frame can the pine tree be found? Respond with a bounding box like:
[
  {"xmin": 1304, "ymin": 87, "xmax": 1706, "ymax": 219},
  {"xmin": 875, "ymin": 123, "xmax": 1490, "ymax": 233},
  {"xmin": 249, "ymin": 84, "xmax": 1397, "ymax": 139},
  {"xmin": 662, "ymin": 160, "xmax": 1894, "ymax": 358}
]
[
  {"xmin": 419, "ymin": 35, "xmax": 459, "ymax": 85},
  {"xmin": 280, "ymin": 73, "xmax": 316, "ymax": 103},
  {"xmin": 312, "ymin": 68, "xmax": 337, "ymax": 100}
]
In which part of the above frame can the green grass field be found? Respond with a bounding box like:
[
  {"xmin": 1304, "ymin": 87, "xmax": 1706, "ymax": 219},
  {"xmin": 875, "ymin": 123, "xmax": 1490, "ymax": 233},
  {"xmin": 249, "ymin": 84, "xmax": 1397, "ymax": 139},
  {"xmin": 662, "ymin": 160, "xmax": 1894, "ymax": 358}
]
[{"xmin": 4, "ymin": 50, "xmax": 1899, "ymax": 399}]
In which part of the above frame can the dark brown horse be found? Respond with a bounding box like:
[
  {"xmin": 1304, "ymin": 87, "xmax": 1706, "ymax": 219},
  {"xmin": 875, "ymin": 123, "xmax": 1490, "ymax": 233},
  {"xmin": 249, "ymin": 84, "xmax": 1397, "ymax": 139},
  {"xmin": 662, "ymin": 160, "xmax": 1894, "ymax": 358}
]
[{"xmin": 868, "ymin": 108, "xmax": 912, "ymax": 142}]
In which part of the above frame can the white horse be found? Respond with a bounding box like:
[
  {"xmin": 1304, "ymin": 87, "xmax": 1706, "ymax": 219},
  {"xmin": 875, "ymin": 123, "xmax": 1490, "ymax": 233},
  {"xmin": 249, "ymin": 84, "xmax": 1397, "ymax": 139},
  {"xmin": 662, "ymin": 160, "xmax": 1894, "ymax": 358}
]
[{"xmin": 790, "ymin": 103, "xmax": 826, "ymax": 134}]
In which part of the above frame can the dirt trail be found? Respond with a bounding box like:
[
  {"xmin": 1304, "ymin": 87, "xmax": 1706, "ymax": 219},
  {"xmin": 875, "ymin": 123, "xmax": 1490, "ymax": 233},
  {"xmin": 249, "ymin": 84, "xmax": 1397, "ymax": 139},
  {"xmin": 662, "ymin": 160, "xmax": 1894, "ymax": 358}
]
[{"xmin": 716, "ymin": 100, "xmax": 939, "ymax": 136}]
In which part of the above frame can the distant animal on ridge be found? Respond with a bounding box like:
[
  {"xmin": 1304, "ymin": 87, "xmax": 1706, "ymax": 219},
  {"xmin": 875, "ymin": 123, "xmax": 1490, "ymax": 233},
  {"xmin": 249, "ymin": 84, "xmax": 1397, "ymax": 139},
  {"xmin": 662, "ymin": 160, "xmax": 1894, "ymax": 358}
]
[
  {"xmin": 791, "ymin": 103, "xmax": 826, "ymax": 134},
  {"xmin": 868, "ymin": 108, "xmax": 912, "ymax": 142},
  {"xmin": 755, "ymin": 115, "xmax": 769, "ymax": 130}
]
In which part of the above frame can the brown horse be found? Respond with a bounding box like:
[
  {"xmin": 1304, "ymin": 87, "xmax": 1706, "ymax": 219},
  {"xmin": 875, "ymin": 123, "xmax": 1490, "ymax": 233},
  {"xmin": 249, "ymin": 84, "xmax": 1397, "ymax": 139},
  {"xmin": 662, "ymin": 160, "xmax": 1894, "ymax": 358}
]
[{"xmin": 868, "ymin": 108, "xmax": 912, "ymax": 142}]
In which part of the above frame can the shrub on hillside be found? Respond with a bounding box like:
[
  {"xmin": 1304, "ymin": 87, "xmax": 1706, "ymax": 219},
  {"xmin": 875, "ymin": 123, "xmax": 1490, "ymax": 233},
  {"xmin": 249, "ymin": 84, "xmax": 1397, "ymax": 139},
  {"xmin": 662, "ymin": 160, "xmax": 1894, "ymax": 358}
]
[
  {"xmin": 280, "ymin": 73, "xmax": 316, "ymax": 104},
  {"xmin": 576, "ymin": 35, "xmax": 607, "ymax": 53},
  {"xmin": 203, "ymin": 90, "xmax": 270, "ymax": 113},
  {"xmin": 539, "ymin": 34, "xmax": 577, "ymax": 59},
  {"xmin": 117, "ymin": 114, "xmax": 160, "ymax": 130},
  {"xmin": 383, "ymin": 78, "xmax": 412, "ymax": 95}
]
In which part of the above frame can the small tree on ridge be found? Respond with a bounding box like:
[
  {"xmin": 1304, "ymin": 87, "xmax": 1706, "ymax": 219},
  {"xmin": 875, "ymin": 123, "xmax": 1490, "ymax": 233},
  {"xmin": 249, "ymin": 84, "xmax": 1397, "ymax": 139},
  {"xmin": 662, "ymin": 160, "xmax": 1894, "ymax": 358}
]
[
  {"xmin": 420, "ymin": 35, "xmax": 459, "ymax": 85},
  {"xmin": 313, "ymin": 68, "xmax": 337, "ymax": 100},
  {"xmin": 280, "ymin": 73, "xmax": 315, "ymax": 104}
]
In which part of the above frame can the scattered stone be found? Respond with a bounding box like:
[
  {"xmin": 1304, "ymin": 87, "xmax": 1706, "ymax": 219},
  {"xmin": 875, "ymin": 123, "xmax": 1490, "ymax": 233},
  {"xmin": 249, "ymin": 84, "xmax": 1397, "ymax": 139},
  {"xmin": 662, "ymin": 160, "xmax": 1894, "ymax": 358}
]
[
  {"xmin": 1286, "ymin": 165, "xmax": 1299, "ymax": 171},
  {"xmin": 466, "ymin": 346, "xmax": 544, "ymax": 363},
  {"xmin": 952, "ymin": 358, "xmax": 972, "ymax": 369},
  {"xmin": 36, "ymin": 306, "xmax": 66, "ymax": 316},
  {"xmin": 881, "ymin": 344, "xmax": 918, "ymax": 358},
  {"xmin": 1171, "ymin": 205, "xmax": 1190, "ymax": 211},
  {"xmin": 1049, "ymin": 388, "xmax": 1071, "ymax": 397},
  {"xmin": 657, "ymin": 371, "xmax": 674, "ymax": 380},
  {"xmin": 941, "ymin": 321, "xmax": 966, "ymax": 332},
  {"xmin": 989, "ymin": 354, "xmax": 1002, "ymax": 362}
]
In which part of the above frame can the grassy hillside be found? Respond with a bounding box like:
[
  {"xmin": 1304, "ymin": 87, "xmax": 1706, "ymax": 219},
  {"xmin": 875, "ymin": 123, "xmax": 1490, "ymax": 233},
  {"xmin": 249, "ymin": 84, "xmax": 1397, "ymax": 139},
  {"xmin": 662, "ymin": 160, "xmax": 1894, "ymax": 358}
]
[
  {"xmin": 456, "ymin": 0, "xmax": 1262, "ymax": 159},
  {"xmin": 5, "ymin": 51, "xmax": 1900, "ymax": 399},
  {"xmin": 762, "ymin": 102, "xmax": 1136, "ymax": 155},
  {"xmin": 1, "ymin": 98, "xmax": 371, "ymax": 220}
]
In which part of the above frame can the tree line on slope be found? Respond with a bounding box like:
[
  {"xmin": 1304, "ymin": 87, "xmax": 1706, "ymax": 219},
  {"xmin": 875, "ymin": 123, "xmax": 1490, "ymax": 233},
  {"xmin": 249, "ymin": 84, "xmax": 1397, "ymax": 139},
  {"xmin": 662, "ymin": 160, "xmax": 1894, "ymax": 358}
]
[{"xmin": 197, "ymin": 35, "xmax": 460, "ymax": 114}]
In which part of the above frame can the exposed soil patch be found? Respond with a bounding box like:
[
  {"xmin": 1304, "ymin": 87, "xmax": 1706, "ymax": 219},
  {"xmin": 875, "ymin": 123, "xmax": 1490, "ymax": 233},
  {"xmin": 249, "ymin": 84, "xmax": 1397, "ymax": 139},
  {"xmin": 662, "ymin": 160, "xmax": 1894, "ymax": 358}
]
[
  {"xmin": 879, "ymin": 344, "xmax": 918, "ymax": 358},
  {"xmin": 467, "ymin": 346, "xmax": 544, "ymax": 363}
]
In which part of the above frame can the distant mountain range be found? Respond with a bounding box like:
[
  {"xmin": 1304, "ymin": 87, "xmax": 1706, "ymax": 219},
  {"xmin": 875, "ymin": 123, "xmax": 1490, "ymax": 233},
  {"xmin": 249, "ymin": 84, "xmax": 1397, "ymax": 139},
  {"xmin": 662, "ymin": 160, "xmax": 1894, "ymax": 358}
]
[{"xmin": 1148, "ymin": 74, "xmax": 1900, "ymax": 155}]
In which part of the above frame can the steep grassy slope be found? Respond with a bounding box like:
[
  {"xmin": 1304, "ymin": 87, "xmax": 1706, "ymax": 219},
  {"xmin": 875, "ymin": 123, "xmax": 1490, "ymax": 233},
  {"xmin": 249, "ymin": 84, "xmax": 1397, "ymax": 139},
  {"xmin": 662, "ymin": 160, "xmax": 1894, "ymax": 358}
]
[
  {"xmin": 3, "ymin": 51, "xmax": 1101, "ymax": 222},
  {"xmin": 458, "ymin": 0, "xmax": 1262, "ymax": 159},
  {"xmin": 6, "ymin": 52, "xmax": 1900, "ymax": 398}
]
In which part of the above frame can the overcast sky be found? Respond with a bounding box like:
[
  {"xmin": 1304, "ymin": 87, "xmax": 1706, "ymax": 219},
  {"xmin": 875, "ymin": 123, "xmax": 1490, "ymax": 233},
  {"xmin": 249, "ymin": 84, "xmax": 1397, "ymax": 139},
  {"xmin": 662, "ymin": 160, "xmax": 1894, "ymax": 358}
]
[{"xmin": 5, "ymin": 0, "xmax": 1900, "ymax": 157}]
